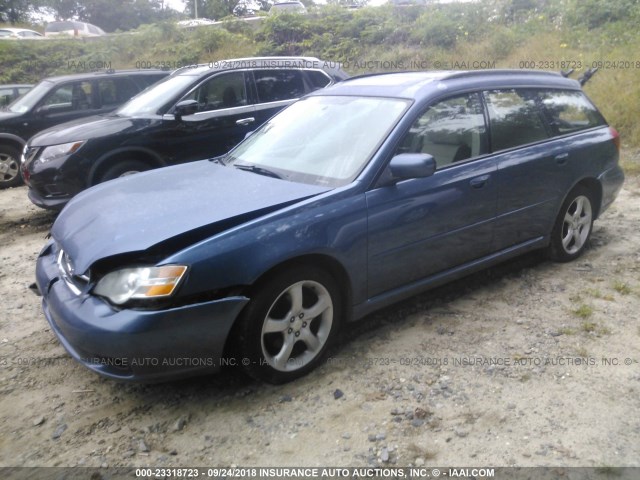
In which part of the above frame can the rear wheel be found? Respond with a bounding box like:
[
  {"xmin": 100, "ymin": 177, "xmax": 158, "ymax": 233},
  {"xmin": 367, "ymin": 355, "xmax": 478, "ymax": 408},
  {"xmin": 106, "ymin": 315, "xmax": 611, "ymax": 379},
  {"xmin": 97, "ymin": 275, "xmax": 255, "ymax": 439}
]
[
  {"xmin": 99, "ymin": 160, "xmax": 150, "ymax": 183},
  {"xmin": 548, "ymin": 185, "xmax": 595, "ymax": 262},
  {"xmin": 0, "ymin": 145, "xmax": 22, "ymax": 188},
  {"xmin": 236, "ymin": 266, "xmax": 342, "ymax": 384}
]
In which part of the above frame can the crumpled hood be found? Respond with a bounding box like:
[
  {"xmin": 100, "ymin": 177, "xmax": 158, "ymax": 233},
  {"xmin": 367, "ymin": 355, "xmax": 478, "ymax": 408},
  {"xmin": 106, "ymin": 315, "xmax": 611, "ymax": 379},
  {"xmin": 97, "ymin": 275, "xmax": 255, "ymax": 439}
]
[{"xmin": 52, "ymin": 160, "xmax": 330, "ymax": 273}]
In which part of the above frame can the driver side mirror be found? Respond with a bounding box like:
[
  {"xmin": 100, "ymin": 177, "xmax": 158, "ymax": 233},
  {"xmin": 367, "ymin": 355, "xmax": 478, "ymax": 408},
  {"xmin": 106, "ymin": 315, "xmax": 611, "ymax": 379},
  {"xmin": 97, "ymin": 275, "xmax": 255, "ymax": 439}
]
[
  {"xmin": 388, "ymin": 153, "xmax": 436, "ymax": 183},
  {"xmin": 35, "ymin": 104, "xmax": 54, "ymax": 117},
  {"xmin": 174, "ymin": 99, "xmax": 199, "ymax": 120}
]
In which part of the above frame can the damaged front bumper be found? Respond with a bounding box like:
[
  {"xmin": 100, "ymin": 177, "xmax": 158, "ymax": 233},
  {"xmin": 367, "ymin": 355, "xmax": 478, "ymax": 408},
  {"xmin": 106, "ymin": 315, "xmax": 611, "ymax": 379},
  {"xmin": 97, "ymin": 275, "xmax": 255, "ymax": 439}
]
[{"xmin": 34, "ymin": 240, "xmax": 249, "ymax": 382}]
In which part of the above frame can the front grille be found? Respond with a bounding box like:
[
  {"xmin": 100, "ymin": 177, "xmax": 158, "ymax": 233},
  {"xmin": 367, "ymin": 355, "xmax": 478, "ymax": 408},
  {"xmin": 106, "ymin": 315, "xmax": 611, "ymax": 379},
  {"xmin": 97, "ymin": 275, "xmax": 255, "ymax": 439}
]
[{"xmin": 57, "ymin": 248, "xmax": 90, "ymax": 295}]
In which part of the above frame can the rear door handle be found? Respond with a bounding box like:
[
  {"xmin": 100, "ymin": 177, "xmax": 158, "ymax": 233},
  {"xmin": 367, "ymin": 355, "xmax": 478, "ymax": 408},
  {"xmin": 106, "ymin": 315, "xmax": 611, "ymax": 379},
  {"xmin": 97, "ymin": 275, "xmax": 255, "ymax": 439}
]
[
  {"xmin": 470, "ymin": 174, "xmax": 490, "ymax": 189},
  {"xmin": 236, "ymin": 117, "xmax": 255, "ymax": 126},
  {"xmin": 555, "ymin": 153, "xmax": 569, "ymax": 165}
]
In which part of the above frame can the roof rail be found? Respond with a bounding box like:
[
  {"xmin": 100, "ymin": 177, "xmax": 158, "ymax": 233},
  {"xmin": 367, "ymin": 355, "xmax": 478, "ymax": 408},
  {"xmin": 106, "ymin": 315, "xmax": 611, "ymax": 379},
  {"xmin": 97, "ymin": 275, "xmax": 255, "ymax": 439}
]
[{"xmin": 443, "ymin": 69, "xmax": 562, "ymax": 80}]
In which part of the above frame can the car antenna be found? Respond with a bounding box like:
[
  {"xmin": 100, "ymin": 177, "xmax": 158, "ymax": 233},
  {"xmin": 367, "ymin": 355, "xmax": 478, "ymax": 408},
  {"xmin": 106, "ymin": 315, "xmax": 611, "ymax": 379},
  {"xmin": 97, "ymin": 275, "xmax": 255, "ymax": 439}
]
[{"xmin": 578, "ymin": 67, "xmax": 598, "ymax": 86}]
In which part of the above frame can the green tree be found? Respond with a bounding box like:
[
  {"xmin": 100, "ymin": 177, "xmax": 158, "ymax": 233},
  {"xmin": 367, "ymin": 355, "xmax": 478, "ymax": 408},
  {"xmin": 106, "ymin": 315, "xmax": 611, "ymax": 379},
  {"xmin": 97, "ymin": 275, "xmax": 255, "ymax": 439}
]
[
  {"xmin": 45, "ymin": 0, "xmax": 81, "ymax": 19},
  {"xmin": 0, "ymin": 0, "xmax": 33, "ymax": 23}
]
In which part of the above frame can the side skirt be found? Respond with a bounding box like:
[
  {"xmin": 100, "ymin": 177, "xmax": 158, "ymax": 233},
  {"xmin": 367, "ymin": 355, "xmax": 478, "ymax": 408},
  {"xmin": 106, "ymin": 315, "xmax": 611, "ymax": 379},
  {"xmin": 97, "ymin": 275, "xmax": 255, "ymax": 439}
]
[{"xmin": 351, "ymin": 236, "xmax": 548, "ymax": 321}]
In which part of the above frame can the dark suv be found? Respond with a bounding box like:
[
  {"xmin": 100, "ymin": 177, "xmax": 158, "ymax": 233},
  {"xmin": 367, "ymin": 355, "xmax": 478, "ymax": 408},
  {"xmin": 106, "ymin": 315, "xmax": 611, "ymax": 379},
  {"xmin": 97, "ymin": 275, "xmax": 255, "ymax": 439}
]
[
  {"xmin": 0, "ymin": 69, "xmax": 169, "ymax": 188},
  {"xmin": 22, "ymin": 57, "xmax": 349, "ymax": 209}
]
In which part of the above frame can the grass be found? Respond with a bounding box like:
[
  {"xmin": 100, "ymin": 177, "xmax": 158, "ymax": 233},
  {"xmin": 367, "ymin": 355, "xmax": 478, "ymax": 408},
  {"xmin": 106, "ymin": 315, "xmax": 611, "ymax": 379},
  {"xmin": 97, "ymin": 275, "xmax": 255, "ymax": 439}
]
[
  {"xmin": 559, "ymin": 327, "xmax": 576, "ymax": 335},
  {"xmin": 581, "ymin": 321, "xmax": 611, "ymax": 336},
  {"xmin": 519, "ymin": 373, "xmax": 532, "ymax": 382},
  {"xmin": 613, "ymin": 281, "xmax": 632, "ymax": 295},
  {"xmin": 573, "ymin": 304, "xmax": 594, "ymax": 319},
  {"xmin": 586, "ymin": 288, "xmax": 615, "ymax": 301},
  {"xmin": 574, "ymin": 346, "xmax": 589, "ymax": 357}
]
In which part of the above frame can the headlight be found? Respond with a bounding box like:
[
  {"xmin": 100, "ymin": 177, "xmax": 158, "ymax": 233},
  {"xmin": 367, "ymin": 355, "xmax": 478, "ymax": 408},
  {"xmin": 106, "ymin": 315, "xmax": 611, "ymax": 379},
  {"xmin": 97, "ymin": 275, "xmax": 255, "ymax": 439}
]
[
  {"xmin": 93, "ymin": 265, "xmax": 188, "ymax": 305},
  {"xmin": 39, "ymin": 141, "xmax": 85, "ymax": 164}
]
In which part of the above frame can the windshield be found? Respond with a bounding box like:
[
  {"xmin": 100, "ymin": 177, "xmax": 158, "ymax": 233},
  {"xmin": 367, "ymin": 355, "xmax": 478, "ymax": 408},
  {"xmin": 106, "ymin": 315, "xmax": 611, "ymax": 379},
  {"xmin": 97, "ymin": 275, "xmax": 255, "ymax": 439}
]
[
  {"xmin": 116, "ymin": 74, "xmax": 198, "ymax": 116},
  {"xmin": 8, "ymin": 81, "xmax": 53, "ymax": 113},
  {"xmin": 227, "ymin": 96, "xmax": 410, "ymax": 187}
]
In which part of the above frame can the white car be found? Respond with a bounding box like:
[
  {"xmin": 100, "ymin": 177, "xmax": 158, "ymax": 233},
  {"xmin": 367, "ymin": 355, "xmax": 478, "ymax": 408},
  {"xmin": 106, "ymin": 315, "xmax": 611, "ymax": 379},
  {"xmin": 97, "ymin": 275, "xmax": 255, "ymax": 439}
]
[
  {"xmin": 269, "ymin": 1, "xmax": 308, "ymax": 15},
  {"xmin": 44, "ymin": 21, "xmax": 105, "ymax": 37},
  {"xmin": 0, "ymin": 28, "xmax": 43, "ymax": 39}
]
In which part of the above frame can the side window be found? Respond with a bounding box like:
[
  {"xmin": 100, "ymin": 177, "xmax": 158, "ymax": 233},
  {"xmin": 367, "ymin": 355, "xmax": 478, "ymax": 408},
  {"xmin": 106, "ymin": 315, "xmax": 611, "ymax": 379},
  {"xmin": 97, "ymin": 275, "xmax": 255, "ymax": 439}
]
[
  {"xmin": 182, "ymin": 72, "xmax": 247, "ymax": 112},
  {"xmin": 397, "ymin": 93, "xmax": 487, "ymax": 169},
  {"xmin": 305, "ymin": 70, "xmax": 332, "ymax": 91},
  {"xmin": 0, "ymin": 88, "xmax": 13, "ymax": 107},
  {"xmin": 41, "ymin": 81, "xmax": 93, "ymax": 111},
  {"xmin": 97, "ymin": 78, "xmax": 137, "ymax": 107},
  {"xmin": 484, "ymin": 89, "xmax": 549, "ymax": 151},
  {"xmin": 539, "ymin": 90, "xmax": 605, "ymax": 135},
  {"xmin": 254, "ymin": 69, "xmax": 305, "ymax": 103}
]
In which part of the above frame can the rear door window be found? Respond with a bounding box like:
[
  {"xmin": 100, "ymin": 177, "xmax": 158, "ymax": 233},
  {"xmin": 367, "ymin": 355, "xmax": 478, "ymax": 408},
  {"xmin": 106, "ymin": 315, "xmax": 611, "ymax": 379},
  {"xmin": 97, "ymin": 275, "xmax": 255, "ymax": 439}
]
[
  {"xmin": 254, "ymin": 69, "xmax": 306, "ymax": 103},
  {"xmin": 484, "ymin": 89, "xmax": 550, "ymax": 152},
  {"xmin": 538, "ymin": 90, "xmax": 606, "ymax": 135},
  {"xmin": 97, "ymin": 78, "xmax": 138, "ymax": 108}
]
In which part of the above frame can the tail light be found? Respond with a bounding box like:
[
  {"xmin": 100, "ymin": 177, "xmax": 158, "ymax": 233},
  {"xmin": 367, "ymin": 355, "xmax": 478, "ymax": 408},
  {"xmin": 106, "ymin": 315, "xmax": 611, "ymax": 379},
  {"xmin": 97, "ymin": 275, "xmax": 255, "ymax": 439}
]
[{"xmin": 609, "ymin": 126, "xmax": 620, "ymax": 152}]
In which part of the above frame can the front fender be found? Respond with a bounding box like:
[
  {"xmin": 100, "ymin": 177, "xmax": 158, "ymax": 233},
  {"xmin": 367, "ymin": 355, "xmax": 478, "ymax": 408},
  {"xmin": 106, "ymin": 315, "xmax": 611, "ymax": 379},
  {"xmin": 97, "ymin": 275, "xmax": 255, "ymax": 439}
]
[{"xmin": 164, "ymin": 188, "xmax": 369, "ymax": 306}]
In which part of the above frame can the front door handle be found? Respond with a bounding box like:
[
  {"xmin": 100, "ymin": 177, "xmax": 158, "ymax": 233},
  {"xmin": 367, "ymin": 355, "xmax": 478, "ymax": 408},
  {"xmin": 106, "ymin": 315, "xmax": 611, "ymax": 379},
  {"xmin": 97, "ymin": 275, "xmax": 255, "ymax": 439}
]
[
  {"xmin": 555, "ymin": 153, "xmax": 569, "ymax": 165},
  {"xmin": 470, "ymin": 174, "xmax": 490, "ymax": 189},
  {"xmin": 236, "ymin": 117, "xmax": 255, "ymax": 126}
]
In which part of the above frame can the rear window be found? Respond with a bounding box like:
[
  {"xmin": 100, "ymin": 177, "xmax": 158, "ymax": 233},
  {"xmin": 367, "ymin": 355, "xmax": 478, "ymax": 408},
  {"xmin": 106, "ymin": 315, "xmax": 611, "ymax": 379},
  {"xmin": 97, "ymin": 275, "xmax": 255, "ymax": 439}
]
[
  {"xmin": 45, "ymin": 22, "xmax": 75, "ymax": 32},
  {"xmin": 254, "ymin": 70, "xmax": 305, "ymax": 103},
  {"xmin": 539, "ymin": 90, "xmax": 606, "ymax": 135},
  {"xmin": 305, "ymin": 70, "xmax": 332, "ymax": 90}
]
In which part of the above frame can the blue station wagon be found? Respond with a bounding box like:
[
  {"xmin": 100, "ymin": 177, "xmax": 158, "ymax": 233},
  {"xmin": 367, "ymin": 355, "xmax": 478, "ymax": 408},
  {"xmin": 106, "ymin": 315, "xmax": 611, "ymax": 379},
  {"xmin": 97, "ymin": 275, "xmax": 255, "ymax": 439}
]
[{"xmin": 34, "ymin": 70, "xmax": 624, "ymax": 383}]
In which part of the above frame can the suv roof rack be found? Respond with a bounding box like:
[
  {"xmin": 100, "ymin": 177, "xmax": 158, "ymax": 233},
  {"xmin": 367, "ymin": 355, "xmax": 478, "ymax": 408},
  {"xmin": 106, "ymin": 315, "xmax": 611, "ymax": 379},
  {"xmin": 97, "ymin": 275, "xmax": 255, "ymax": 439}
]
[{"xmin": 344, "ymin": 69, "xmax": 564, "ymax": 84}]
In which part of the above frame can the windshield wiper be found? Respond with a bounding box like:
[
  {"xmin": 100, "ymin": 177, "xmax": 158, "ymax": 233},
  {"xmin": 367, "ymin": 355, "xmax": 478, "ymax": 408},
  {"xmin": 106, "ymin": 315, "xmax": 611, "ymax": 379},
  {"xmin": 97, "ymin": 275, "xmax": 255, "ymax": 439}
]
[
  {"xmin": 233, "ymin": 163, "xmax": 282, "ymax": 179},
  {"xmin": 208, "ymin": 155, "xmax": 227, "ymax": 166}
]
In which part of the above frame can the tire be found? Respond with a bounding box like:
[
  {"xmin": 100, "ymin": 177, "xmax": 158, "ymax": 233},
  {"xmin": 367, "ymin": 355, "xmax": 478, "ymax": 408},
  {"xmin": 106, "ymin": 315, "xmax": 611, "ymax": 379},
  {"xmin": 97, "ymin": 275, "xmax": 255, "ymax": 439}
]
[
  {"xmin": 99, "ymin": 160, "xmax": 150, "ymax": 183},
  {"xmin": 0, "ymin": 145, "xmax": 23, "ymax": 189},
  {"xmin": 548, "ymin": 185, "xmax": 595, "ymax": 262},
  {"xmin": 236, "ymin": 265, "xmax": 343, "ymax": 384}
]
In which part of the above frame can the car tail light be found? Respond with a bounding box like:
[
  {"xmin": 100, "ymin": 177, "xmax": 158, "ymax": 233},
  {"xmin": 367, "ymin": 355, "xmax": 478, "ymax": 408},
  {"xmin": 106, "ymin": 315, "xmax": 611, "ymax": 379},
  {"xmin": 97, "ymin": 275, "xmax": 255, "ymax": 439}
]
[{"xmin": 609, "ymin": 127, "xmax": 620, "ymax": 152}]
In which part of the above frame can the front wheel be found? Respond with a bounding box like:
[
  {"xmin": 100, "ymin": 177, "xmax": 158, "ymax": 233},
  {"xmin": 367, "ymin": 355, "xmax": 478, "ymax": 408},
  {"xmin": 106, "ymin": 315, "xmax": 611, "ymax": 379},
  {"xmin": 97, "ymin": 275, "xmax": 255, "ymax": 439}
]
[
  {"xmin": 0, "ymin": 145, "xmax": 23, "ymax": 189},
  {"xmin": 99, "ymin": 160, "xmax": 150, "ymax": 183},
  {"xmin": 548, "ymin": 185, "xmax": 595, "ymax": 262},
  {"xmin": 236, "ymin": 266, "xmax": 342, "ymax": 384}
]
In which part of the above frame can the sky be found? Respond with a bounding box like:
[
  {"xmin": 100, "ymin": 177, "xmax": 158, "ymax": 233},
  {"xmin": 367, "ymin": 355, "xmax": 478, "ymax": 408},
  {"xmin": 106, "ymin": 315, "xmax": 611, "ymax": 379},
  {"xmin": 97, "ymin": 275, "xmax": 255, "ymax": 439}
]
[{"xmin": 164, "ymin": 0, "xmax": 187, "ymax": 12}]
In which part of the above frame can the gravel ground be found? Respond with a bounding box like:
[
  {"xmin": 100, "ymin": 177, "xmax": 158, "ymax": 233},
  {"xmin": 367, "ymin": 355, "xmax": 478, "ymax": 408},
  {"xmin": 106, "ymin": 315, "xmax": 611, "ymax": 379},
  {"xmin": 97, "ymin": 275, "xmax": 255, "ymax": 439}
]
[{"xmin": 0, "ymin": 168, "xmax": 639, "ymax": 468}]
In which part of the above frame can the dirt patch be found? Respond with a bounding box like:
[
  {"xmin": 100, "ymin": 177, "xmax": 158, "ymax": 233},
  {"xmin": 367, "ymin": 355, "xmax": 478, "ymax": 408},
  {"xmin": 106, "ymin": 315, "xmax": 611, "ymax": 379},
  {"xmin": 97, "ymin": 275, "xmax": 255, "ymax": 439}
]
[{"xmin": 0, "ymin": 172, "xmax": 639, "ymax": 468}]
